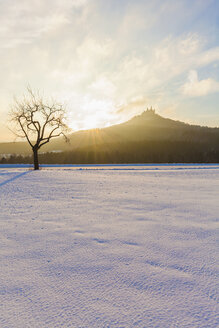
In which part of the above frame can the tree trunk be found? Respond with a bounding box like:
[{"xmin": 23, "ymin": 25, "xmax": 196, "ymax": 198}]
[{"xmin": 33, "ymin": 147, "xmax": 39, "ymax": 170}]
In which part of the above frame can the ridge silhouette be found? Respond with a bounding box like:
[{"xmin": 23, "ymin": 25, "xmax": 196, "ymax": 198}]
[{"xmin": 0, "ymin": 110, "xmax": 219, "ymax": 162}]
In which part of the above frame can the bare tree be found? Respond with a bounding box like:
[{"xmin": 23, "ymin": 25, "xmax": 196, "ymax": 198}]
[{"xmin": 10, "ymin": 87, "xmax": 69, "ymax": 170}]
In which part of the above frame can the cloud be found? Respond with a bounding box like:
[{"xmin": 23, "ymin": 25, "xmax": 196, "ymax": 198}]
[
  {"xmin": 89, "ymin": 77, "xmax": 116, "ymax": 98},
  {"xmin": 197, "ymin": 47, "xmax": 219, "ymax": 66},
  {"xmin": 181, "ymin": 70, "xmax": 219, "ymax": 97},
  {"xmin": 76, "ymin": 37, "xmax": 114, "ymax": 71},
  {"xmin": 116, "ymin": 96, "xmax": 148, "ymax": 114},
  {"xmin": 0, "ymin": 0, "xmax": 89, "ymax": 48},
  {"xmin": 49, "ymin": 32, "xmax": 219, "ymax": 121},
  {"xmin": 48, "ymin": 37, "xmax": 115, "ymax": 95},
  {"xmin": 1, "ymin": 0, "xmax": 219, "ymax": 140},
  {"xmin": 110, "ymin": 33, "xmax": 219, "ymax": 104}
]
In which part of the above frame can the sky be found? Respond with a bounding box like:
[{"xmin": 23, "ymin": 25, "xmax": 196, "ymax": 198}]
[{"xmin": 0, "ymin": 0, "xmax": 219, "ymax": 142}]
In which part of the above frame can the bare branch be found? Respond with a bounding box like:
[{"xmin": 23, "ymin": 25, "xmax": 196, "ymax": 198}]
[
  {"xmin": 18, "ymin": 117, "xmax": 33, "ymax": 148},
  {"xmin": 38, "ymin": 131, "xmax": 66, "ymax": 149},
  {"xmin": 9, "ymin": 87, "xmax": 70, "ymax": 155}
]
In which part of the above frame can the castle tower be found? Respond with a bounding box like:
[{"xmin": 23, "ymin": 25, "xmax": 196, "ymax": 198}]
[{"xmin": 146, "ymin": 107, "xmax": 155, "ymax": 114}]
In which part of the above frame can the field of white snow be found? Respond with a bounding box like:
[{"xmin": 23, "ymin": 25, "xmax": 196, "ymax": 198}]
[{"xmin": 0, "ymin": 165, "xmax": 218, "ymax": 328}]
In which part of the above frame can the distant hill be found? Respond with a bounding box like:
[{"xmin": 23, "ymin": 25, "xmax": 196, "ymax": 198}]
[{"xmin": 1, "ymin": 110, "xmax": 219, "ymax": 163}]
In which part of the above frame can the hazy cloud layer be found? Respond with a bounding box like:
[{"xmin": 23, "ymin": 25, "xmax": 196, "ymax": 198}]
[
  {"xmin": 0, "ymin": 0, "xmax": 219, "ymax": 140},
  {"xmin": 181, "ymin": 71, "xmax": 219, "ymax": 97}
]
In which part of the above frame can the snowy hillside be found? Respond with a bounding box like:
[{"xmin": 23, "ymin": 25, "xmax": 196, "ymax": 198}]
[{"xmin": 0, "ymin": 165, "xmax": 218, "ymax": 327}]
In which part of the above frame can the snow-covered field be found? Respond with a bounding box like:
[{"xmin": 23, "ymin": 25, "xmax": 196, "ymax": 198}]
[{"xmin": 0, "ymin": 165, "xmax": 218, "ymax": 328}]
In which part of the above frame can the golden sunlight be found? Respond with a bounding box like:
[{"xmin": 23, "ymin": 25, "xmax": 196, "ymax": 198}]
[
  {"xmin": 69, "ymin": 97, "xmax": 116, "ymax": 131},
  {"xmin": 82, "ymin": 115, "xmax": 100, "ymax": 130}
]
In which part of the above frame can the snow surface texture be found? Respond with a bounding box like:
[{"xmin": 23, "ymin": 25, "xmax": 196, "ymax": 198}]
[{"xmin": 0, "ymin": 165, "xmax": 218, "ymax": 328}]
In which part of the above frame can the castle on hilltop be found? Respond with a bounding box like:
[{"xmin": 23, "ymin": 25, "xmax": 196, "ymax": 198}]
[{"xmin": 145, "ymin": 107, "xmax": 155, "ymax": 114}]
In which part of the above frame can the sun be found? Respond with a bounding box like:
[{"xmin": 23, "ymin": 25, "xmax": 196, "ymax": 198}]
[
  {"xmin": 69, "ymin": 97, "xmax": 116, "ymax": 131},
  {"xmin": 82, "ymin": 115, "xmax": 100, "ymax": 130}
]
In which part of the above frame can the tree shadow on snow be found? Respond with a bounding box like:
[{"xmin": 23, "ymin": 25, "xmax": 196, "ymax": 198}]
[{"xmin": 0, "ymin": 170, "xmax": 31, "ymax": 188}]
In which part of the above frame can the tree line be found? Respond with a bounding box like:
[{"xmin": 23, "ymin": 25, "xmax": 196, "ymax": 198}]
[{"xmin": 1, "ymin": 139, "xmax": 218, "ymax": 164}]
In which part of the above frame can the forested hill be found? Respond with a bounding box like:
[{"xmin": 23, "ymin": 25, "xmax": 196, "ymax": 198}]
[{"xmin": 1, "ymin": 110, "xmax": 219, "ymax": 163}]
